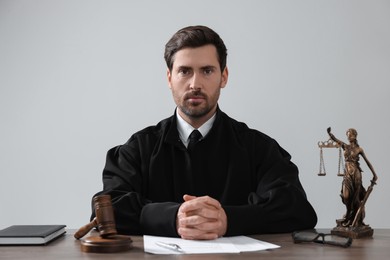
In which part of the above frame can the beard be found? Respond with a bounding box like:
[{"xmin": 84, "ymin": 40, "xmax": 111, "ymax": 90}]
[
  {"xmin": 179, "ymin": 103, "xmax": 211, "ymax": 118},
  {"xmin": 178, "ymin": 91, "xmax": 214, "ymax": 118}
]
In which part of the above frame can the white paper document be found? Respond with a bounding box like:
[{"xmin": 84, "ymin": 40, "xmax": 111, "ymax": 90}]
[{"xmin": 144, "ymin": 235, "xmax": 280, "ymax": 254}]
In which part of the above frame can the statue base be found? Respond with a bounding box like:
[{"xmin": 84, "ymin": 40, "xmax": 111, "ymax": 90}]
[{"xmin": 331, "ymin": 220, "xmax": 374, "ymax": 239}]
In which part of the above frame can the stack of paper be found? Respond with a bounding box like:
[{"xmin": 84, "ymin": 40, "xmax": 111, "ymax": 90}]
[{"xmin": 144, "ymin": 235, "xmax": 280, "ymax": 254}]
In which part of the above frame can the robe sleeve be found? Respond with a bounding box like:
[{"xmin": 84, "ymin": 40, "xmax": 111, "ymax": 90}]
[
  {"xmin": 224, "ymin": 140, "xmax": 317, "ymax": 236},
  {"xmin": 90, "ymin": 138, "xmax": 180, "ymax": 236}
]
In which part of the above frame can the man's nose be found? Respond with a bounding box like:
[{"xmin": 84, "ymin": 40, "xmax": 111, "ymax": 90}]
[{"xmin": 189, "ymin": 73, "xmax": 202, "ymax": 90}]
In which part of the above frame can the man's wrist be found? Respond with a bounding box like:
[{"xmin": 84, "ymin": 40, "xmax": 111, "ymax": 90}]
[{"xmin": 140, "ymin": 202, "xmax": 181, "ymax": 237}]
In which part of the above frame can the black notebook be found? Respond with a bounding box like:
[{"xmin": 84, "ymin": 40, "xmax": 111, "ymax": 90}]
[{"xmin": 0, "ymin": 225, "xmax": 66, "ymax": 245}]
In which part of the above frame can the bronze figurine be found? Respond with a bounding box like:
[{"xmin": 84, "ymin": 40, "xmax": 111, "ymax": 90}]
[{"xmin": 320, "ymin": 127, "xmax": 378, "ymax": 238}]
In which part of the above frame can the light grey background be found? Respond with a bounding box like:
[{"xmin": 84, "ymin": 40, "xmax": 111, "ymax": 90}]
[{"xmin": 1, "ymin": 0, "xmax": 389, "ymax": 230}]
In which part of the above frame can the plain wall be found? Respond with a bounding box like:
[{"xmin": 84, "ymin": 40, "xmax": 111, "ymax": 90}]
[{"xmin": 1, "ymin": 0, "xmax": 389, "ymax": 230}]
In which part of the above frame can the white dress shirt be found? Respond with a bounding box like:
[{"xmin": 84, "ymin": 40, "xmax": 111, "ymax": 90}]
[{"xmin": 176, "ymin": 110, "xmax": 216, "ymax": 148}]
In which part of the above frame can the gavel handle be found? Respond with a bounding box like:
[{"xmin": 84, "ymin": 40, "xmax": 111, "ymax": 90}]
[{"xmin": 74, "ymin": 217, "xmax": 98, "ymax": 239}]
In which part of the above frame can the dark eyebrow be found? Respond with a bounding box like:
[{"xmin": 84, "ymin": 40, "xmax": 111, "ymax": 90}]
[
  {"xmin": 201, "ymin": 65, "xmax": 217, "ymax": 71},
  {"xmin": 176, "ymin": 65, "xmax": 192, "ymax": 71}
]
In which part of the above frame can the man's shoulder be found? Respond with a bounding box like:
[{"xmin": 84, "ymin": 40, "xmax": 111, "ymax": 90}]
[
  {"xmin": 219, "ymin": 111, "xmax": 272, "ymax": 141},
  {"xmin": 220, "ymin": 112, "xmax": 287, "ymax": 156},
  {"xmin": 131, "ymin": 115, "xmax": 174, "ymax": 139}
]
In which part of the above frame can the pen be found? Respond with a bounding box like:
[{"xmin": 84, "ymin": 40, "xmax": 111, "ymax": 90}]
[{"xmin": 155, "ymin": 241, "xmax": 183, "ymax": 252}]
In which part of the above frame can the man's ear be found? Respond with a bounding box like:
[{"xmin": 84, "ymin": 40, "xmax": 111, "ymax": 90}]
[
  {"xmin": 167, "ymin": 68, "xmax": 172, "ymax": 89},
  {"xmin": 220, "ymin": 67, "xmax": 229, "ymax": 89}
]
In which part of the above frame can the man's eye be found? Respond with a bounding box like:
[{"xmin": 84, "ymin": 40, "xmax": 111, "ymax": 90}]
[
  {"xmin": 178, "ymin": 69, "xmax": 190, "ymax": 75},
  {"xmin": 203, "ymin": 68, "xmax": 213, "ymax": 75}
]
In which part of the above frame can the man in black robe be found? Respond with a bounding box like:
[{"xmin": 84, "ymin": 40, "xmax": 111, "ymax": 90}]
[{"xmin": 92, "ymin": 25, "xmax": 317, "ymax": 240}]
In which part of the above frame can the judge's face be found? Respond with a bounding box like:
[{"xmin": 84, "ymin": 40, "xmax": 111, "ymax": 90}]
[{"xmin": 167, "ymin": 44, "xmax": 228, "ymax": 125}]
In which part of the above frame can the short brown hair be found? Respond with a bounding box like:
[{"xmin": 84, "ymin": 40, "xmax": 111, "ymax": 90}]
[{"xmin": 164, "ymin": 25, "xmax": 227, "ymax": 71}]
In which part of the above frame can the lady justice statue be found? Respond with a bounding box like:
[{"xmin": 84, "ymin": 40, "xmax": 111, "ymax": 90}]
[{"xmin": 327, "ymin": 127, "xmax": 378, "ymax": 238}]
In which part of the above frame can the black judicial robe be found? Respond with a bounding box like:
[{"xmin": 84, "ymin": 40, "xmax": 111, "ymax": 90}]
[{"xmin": 92, "ymin": 108, "xmax": 317, "ymax": 237}]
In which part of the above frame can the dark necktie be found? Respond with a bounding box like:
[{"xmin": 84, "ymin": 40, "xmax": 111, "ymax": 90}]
[{"xmin": 187, "ymin": 130, "xmax": 202, "ymax": 151}]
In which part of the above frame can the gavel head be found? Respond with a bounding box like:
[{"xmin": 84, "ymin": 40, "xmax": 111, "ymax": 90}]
[{"xmin": 93, "ymin": 194, "xmax": 117, "ymax": 237}]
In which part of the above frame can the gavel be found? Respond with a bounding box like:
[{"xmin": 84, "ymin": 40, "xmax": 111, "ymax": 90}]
[{"xmin": 74, "ymin": 194, "xmax": 117, "ymax": 239}]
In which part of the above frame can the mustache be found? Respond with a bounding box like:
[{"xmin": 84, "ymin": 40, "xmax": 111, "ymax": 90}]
[{"xmin": 184, "ymin": 90, "xmax": 206, "ymax": 99}]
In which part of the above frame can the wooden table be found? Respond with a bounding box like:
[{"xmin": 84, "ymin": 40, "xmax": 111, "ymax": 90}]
[{"xmin": 1, "ymin": 229, "xmax": 389, "ymax": 259}]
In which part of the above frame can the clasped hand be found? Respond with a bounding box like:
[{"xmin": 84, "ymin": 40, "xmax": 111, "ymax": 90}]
[{"xmin": 176, "ymin": 194, "xmax": 227, "ymax": 240}]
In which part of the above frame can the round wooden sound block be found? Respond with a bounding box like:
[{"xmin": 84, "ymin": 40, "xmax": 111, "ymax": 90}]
[{"xmin": 80, "ymin": 235, "xmax": 133, "ymax": 253}]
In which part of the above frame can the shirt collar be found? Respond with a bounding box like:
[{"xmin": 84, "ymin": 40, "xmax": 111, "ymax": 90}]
[{"xmin": 176, "ymin": 109, "xmax": 216, "ymax": 146}]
